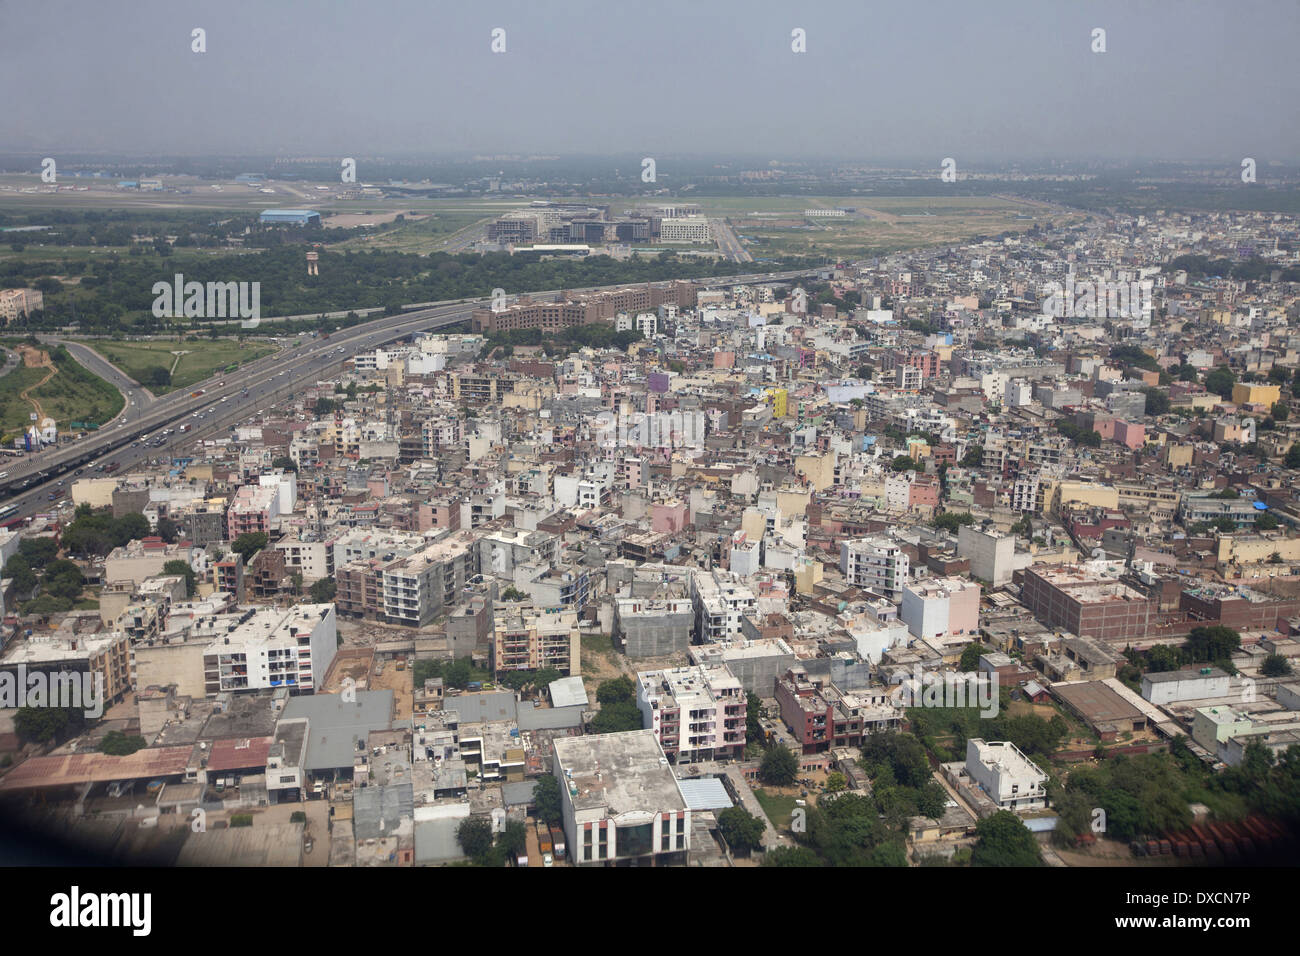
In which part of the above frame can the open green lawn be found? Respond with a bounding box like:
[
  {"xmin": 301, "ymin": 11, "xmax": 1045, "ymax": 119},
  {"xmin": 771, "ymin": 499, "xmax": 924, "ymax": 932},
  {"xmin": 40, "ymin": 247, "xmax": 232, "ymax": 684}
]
[
  {"xmin": 332, "ymin": 211, "xmax": 494, "ymax": 253},
  {"xmin": 752, "ymin": 788, "xmax": 797, "ymax": 830},
  {"xmin": 78, "ymin": 337, "xmax": 276, "ymax": 393}
]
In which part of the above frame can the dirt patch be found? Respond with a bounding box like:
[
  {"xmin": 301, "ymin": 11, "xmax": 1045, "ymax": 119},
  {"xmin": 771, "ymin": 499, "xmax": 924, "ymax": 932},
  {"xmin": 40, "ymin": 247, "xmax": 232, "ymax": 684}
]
[
  {"xmin": 1053, "ymin": 838, "xmax": 1194, "ymax": 867},
  {"xmin": 15, "ymin": 345, "xmax": 55, "ymax": 420},
  {"xmin": 370, "ymin": 660, "xmax": 413, "ymax": 720},
  {"xmin": 320, "ymin": 647, "xmax": 375, "ymax": 694}
]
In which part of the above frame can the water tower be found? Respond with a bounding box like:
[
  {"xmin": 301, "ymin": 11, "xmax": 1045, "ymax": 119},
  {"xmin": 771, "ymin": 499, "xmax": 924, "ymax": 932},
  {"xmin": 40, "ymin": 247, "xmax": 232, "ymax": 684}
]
[{"xmin": 306, "ymin": 251, "xmax": 319, "ymax": 276}]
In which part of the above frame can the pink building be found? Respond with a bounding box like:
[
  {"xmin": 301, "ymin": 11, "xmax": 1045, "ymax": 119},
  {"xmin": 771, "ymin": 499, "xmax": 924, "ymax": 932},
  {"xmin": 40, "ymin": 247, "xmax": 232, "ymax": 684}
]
[
  {"xmin": 226, "ymin": 485, "xmax": 278, "ymax": 539},
  {"xmin": 418, "ymin": 498, "xmax": 462, "ymax": 533},
  {"xmin": 651, "ymin": 500, "xmax": 689, "ymax": 534},
  {"xmin": 713, "ymin": 351, "xmax": 735, "ymax": 369},
  {"xmin": 1113, "ymin": 420, "xmax": 1145, "ymax": 450},
  {"xmin": 908, "ymin": 475, "xmax": 940, "ymax": 511}
]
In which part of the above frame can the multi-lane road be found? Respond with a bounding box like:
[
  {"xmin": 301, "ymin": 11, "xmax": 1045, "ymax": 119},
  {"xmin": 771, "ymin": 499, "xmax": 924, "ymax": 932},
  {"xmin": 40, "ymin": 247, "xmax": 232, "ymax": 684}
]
[{"xmin": 0, "ymin": 267, "xmax": 820, "ymax": 519}]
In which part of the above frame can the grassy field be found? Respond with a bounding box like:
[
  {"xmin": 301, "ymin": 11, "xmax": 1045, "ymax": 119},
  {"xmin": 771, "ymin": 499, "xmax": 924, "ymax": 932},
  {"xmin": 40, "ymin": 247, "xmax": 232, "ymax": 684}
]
[
  {"xmin": 0, "ymin": 347, "xmax": 124, "ymax": 436},
  {"xmin": 79, "ymin": 338, "xmax": 276, "ymax": 393},
  {"xmin": 752, "ymin": 788, "xmax": 798, "ymax": 831},
  {"xmin": 332, "ymin": 210, "xmax": 495, "ymax": 253},
  {"xmin": 717, "ymin": 195, "xmax": 1085, "ymax": 259}
]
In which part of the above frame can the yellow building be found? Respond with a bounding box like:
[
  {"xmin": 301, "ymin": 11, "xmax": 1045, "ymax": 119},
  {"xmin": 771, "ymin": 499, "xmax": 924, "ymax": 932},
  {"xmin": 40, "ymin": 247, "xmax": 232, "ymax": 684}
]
[
  {"xmin": 764, "ymin": 388, "xmax": 788, "ymax": 418},
  {"xmin": 1231, "ymin": 382, "xmax": 1280, "ymax": 407},
  {"xmin": 794, "ymin": 452, "xmax": 836, "ymax": 492},
  {"xmin": 794, "ymin": 557, "xmax": 824, "ymax": 595},
  {"xmin": 1041, "ymin": 479, "xmax": 1118, "ymax": 516}
]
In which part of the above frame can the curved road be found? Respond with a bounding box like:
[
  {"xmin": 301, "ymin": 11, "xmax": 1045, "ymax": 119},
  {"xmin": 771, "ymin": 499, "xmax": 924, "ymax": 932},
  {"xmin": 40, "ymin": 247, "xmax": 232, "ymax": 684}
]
[
  {"xmin": 50, "ymin": 339, "xmax": 160, "ymax": 428},
  {"xmin": 0, "ymin": 267, "xmax": 821, "ymax": 519}
]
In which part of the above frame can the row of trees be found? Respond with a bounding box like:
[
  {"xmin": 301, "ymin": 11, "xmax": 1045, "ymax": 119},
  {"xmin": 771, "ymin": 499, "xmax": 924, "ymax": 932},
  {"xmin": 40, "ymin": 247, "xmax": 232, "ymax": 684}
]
[{"xmin": 15, "ymin": 244, "xmax": 815, "ymax": 335}]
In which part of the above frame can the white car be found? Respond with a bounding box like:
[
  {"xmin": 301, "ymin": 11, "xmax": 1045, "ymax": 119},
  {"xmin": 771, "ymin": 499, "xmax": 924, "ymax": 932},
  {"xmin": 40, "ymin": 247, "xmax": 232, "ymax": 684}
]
[{"xmin": 542, "ymin": 853, "xmax": 553, "ymax": 868}]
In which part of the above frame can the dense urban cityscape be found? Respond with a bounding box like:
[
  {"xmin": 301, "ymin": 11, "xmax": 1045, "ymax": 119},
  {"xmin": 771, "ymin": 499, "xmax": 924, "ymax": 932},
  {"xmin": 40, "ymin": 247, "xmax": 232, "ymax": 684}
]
[{"xmin": 0, "ymin": 0, "xmax": 1292, "ymax": 937}]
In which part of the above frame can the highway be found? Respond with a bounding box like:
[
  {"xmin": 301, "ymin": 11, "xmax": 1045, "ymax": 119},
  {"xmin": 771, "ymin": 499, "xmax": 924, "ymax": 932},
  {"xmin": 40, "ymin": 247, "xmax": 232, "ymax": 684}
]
[{"xmin": 0, "ymin": 267, "xmax": 820, "ymax": 519}]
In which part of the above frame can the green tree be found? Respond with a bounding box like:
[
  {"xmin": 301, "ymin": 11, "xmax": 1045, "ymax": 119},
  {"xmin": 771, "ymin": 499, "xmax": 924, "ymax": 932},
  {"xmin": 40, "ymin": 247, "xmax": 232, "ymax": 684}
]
[
  {"xmin": 591, "ymin": 700, "xmax": 642, "ymax": 734},
  {"xmin": 824, "ymin": 771, "xmax": 847, "ymax": 793},
  {"xmin": 1143, "ymin": 388, "xmax": 1171, "ymax": 416},
  {"xmin": 100, "ymin": 730, "xmax": 147, "ymax": 756},
  {"xmin": 115, "ymin": 512, "xmax": 151, "ymax": 545},
  {"xmin": 309, "ymin": 578, "xmax": 337, "ymax": 603},
  {"xmin": 231, "ymin": 531, "xmax": 269, "ymax": 563},
  {"xmin": 533, "ymin": 774, "xmax": 563, "ymax": 827},
  {"xmin": 1272, "ymin": 403, "xmax": 1289, "ymax": 422},
  {"xmin": 156, "ymin": 515, "xmax": 179, "ymax": 543},
  {"xmin": 959, "ymin": 642, "xmax": 987, "ymax": 672},
  {"xmin": 1257, "ymin": 512, "xmax": 1280, "ymax": 530},
  {"xmin": 3, "ymin": 555, "xmax": 39, "ymax": 596},
  {"xmin": 971, "ymin": 810, "xmax": 1043, "ymax": 867},
  {"xmin": 14, "ymin": 705, "xmax": 82, "ymax": 744},
  {"xmin": 960, "ymin": 445, "xmax": 984, "ymax": 468},
  {"xmin": 717, "ymin": 806, "xmax": 765, "ymax": 855},
  {"xmin": 498, "ymin": 818, "xmax": 528, "ymax": 857},
  {"xmin": 500, "ymin": 586, "xmax": 528, "ymax": 602},
  {"xmin": 746, "ymin": 692, "xmax": 764, "ymax": 744},
  {"xmin": 1262, "ymin": 654, "xmax": 1293, "ymax": 678},
  {"xmin": 1205, "ymin": 366, "xmax": 1237, "ymax": 400},
  {"xmin": 759, "ymin": 745, "xmax": 799, "ymax": 786},
  {"xmin": 933, "ymin": 512, "xmax": 975, "ymax": 533},
  {"xmin": 1186, "ymin": 625, "xmax": 1240, "ymax": 664},
  {"xmin": 456, "ymin": 816, "xmax": 494, "ymax": 862},
  {"xmin": 596, "ymin": 675, "xmax": 635, "ymax": 705},
  {"xmin": 18, "ymin": 537, "xmax": 58, "ymax": 569},
  {"xmin": 162, "ymin": 559, "xmax": 197, "ymax": 597},
  {"xmin": 762, "ymin": 846, "xmax": 820, "ymax": 867},
  {"xmin": 1287, "ymin": 443, "xmax": 1300, "ymax": 469},
  {"xmin": 271, "ymin": 455, "xmax": 298, "ymax": 473}
]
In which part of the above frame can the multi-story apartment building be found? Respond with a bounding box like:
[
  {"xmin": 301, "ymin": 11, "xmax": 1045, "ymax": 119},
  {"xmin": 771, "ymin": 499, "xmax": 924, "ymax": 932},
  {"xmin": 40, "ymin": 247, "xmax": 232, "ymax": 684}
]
[
  {"xmin": 381, "ymin": 532, "xmax": 477, "ymax": 627},
  {"xmin": 0, "ymin": 632, "xmax": 132, "ymax": 710},
  {"xmin": 226, "ymin": 484, "xmax": 280, "ymax": 539},
  {"xmin": 491, "ymin": 602, "xmax": 580, "ymax": 676},
  {"xmin": 634, "ymin": 664, "xmax": 746, "ymax": 763},
  {"xmin": 900, "ymin": 576, "xmax": 981, "ymax": 642},
  {"xmin": 201, "ymin": 603, "xmax": 337, "ymax": 696},
  {"xmin": 1019, "ymin": 564, "xmax": 1157, "ymax": 643},
  {"xmin": 839, "ymin": 536, "xmax": 909, "ymax": 600},
  {"xmin": 690, "ymin": 569, "xmax": 757, "ymax": 643},
  {"xmin": 775, "ymin": 667, "xmax": 901, "ymax": 754},
  {"xmin": 273, "ymin": 537, "xmax": 335, "ymax": 584},
  {"xmin": 0, "ymin": 287, "xmax": 43, "ymax": 323}
]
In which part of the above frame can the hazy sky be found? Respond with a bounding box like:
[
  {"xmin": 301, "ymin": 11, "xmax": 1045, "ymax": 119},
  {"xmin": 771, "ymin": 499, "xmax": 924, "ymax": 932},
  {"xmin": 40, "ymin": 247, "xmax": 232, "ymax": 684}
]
[{"xmin": 2, "ymin": 0, "xmax": 1297, "ymax": 163}]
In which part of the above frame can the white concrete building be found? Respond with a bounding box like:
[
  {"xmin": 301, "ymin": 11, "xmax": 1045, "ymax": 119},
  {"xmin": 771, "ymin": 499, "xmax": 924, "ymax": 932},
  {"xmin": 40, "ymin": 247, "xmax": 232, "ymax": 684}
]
[
  {"xmin": 839, "ymin": 536, "xmax": 909, "ymax": 600},
  {"xmin": 635, "ymin": 664, "xmax": 746, "ymax": 763},
  {"xmin": 202, "ymin": 603, "xmax": 337, "ymax": 696},
  {"xmin": 1141, "ymin": 667, "xmax": 1232, "ymax": 706},
  {"xmin": 691, "ymin": 570, "xmax": 757, "ymax": 642},
  {"xmin": 965, "ymin": 738, "xmax": 1048, "ymax": 811}
]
